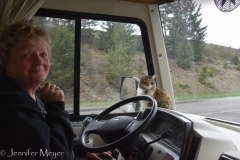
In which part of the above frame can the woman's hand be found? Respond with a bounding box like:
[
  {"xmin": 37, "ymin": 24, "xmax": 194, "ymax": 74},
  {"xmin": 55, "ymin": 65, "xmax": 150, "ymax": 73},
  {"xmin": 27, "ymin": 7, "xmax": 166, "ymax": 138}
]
[
  {"xmin": 85, "ymin": 151, "xmax": 113, "ymax": 160},
  {"xmin": 40, "ymin": 82, "xmax": 64, "ymax": 105}
]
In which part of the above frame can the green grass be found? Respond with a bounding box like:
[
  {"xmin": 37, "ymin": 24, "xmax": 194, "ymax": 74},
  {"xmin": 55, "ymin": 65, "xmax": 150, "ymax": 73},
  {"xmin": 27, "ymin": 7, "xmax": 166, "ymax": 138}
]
[
  {"xmin": 175, "ymin": 91, "xmax": 240, "ymax": 101},
  {"xmin": 80, "ymin": 101, "xmax": 118, "ymax": 107},
  {"xmin": 65, "ymin": 100, "xmax": 118, "ymax": 108},
  {"xmin": 65, "ymin": 103, "xmax": 73, "ymax": 108},
  {"xmin": 65, "ymin": 91, "xmax": 240, "ymax": 107}
]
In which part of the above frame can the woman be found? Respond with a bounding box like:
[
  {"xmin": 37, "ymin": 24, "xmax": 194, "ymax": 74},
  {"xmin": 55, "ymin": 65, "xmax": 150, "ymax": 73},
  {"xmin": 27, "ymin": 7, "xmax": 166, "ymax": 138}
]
[{"xmin": 0, "ymin": 19, "xmax": 112, "ymax": 160}]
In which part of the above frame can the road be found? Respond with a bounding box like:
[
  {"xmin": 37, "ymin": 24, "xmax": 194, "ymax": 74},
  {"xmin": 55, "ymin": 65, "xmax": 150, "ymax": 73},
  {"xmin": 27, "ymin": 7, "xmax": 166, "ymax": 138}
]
[
  {"xmin": 176, "ymin": 96, "xmax": 240, "ymax": 123},
  {"xmin": 78, "ymin": 96, "xmax": 240, "ymax": 123}
]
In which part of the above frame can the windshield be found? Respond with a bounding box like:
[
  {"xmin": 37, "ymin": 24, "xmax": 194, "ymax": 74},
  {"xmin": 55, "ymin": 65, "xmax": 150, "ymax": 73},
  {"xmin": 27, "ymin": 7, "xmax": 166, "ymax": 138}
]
[{"xmin": 159, "ymin": 0, "xmax": 240, "ymax": 123}]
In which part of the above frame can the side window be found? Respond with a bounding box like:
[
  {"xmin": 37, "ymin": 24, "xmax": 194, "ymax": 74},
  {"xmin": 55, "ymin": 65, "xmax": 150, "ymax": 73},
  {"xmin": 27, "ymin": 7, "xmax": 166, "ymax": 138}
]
[
  {"xmin": 33, "ymin": 15, "xmax": 149, "ymax": 115},
  {"xmin": 33, "ymin": 16, "xmax": 75, "ymax": 114},
  {"xmin": 80, "ymin": 19, "xmax": 147, "ymax": 115}
]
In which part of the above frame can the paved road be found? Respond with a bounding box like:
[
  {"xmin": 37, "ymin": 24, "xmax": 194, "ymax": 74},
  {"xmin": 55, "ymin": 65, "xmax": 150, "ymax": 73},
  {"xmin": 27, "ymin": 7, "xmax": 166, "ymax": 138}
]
[
  {"xmin": 176, "ymin": 96, "xmax": 240, "ymax": 123},
  {"xmin": 76, "ymin": 96, "xmax": 240, "ymax": 123}
]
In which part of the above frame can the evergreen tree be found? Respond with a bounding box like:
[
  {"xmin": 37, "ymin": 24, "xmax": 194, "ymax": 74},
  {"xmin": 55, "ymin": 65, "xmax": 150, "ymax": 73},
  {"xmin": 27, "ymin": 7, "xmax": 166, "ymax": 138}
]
[
  {"xmin": 105, "ymin": 23, "xmax": 133, "ymax": 87},
  {"xmin": 47, "ymin": 25, "xmax": 74, "ymax": 93},
  {"xmin": 176, "ymin": 36, "xmax": 194, "ymax": 69},
  {"xmin": 96, "ymin": 21, "xmax": 115, "ymax": 52},
  {"xmin": 96, "ymin": 21, "xmax": 138, "ymax": 54},
  {"xmin": 189, "ymin": 3, "xmax": 207, "ymax": 62},
  {"xmin": 160, "ymin": 0, "xmax": 207, "ymax": 68},
  {"xmin": 81, "ymin": 19, "xmax": 98, "ymax": 45}
]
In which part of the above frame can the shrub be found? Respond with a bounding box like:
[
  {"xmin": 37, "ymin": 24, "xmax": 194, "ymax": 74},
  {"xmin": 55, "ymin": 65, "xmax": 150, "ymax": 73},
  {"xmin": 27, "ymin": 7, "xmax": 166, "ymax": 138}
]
[
  {"xmin": 223, "ymin": 62, "xmax": 228, "ymax": 69},
  {"xmin": 199, "ymin": 66, "xmax": 215, "ymax": 85},
  {"xmin": 237, "ymin": 63, "xmax": 240, "ymax": 71},
  {"xmin": 232, "ymin": 55, "xmax": 240, "ymax": 65},
  {"xmin": 178, "ymin": 83, "xmax": 190, "ymax": 89}
]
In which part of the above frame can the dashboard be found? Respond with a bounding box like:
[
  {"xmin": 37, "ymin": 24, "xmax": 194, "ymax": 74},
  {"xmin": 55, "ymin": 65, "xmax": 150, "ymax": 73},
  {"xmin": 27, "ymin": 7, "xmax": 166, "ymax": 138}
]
[
  {"xmin": 140, "ymin": 108, "xmax": 194, "ymax": 160},
  {"xmin": 75, "ymin": 107, "xmax": 240, "ymax": 160},
  {"xmin": 149, "ymin": 118, "xmax": 184, "ymax": 151},
  {"xmin": 139, "ymin": 108, "xmax": 240, "ymax": 160}
]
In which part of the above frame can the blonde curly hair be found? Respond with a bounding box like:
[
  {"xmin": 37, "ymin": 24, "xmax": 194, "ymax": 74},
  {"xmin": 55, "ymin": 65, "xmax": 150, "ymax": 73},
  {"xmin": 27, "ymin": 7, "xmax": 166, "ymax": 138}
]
[{"xmin": 0, "ymin": 19, "xmax": 51, "ymax": 77}]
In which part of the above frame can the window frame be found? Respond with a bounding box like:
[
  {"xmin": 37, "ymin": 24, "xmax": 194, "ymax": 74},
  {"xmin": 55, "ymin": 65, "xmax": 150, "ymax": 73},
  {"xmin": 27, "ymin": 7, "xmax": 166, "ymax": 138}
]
[{"xmin": 34, "ymin": 8, "xmax": 154, "ymax": 121}]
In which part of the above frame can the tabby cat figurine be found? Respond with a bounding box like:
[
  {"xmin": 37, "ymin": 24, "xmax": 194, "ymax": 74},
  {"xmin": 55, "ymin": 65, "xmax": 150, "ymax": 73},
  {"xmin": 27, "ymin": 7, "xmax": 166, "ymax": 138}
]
[{"xmin": 137, "ymin": 75, "xmax": 173, "ymax": 111}]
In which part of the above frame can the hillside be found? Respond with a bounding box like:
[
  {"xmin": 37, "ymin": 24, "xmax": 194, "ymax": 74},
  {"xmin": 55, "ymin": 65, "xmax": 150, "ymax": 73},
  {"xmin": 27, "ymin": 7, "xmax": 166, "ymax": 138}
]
[
  {"xmin": 169, "ymin": 56, "xmax": 240, "ymax": 98},
  {"xmin": 79, "ymin": 43, "xmax": 240, "ymax": 102}
]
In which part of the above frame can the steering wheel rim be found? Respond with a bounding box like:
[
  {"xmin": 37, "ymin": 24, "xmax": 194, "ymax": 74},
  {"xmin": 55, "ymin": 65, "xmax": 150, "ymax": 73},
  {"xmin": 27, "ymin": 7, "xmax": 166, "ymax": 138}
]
[{"xmin": 81, "ymin": 95, "xmax": 157, "ymax": 153}]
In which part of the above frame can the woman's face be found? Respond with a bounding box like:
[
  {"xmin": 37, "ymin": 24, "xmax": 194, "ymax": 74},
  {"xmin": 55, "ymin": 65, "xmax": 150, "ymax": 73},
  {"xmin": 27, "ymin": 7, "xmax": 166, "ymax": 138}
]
[{"xmin": 5, "ymin": 37, "xmax": 50, "ymax": 89}]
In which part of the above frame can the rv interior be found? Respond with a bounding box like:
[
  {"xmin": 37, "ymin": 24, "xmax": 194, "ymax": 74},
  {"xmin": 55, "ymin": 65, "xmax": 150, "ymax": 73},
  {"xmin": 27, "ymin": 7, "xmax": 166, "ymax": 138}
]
[{"xmin": 1, "ymin": 0, "xmax": 240, "ymax": 159}]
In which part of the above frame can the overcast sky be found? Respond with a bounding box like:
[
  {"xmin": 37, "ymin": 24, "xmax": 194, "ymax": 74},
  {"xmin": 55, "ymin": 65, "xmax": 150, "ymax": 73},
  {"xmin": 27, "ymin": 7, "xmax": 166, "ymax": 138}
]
[{"xmin": 200, "ymin": 0, "xmax": 240, "ymax": 49}]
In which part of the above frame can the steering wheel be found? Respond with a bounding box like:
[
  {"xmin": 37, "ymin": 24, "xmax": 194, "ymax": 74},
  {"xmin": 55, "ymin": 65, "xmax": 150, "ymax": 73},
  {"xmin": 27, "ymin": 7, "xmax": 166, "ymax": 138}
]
[{"xmin": 81, "ymin": 95, "xmax": 157, "ymax": 153}]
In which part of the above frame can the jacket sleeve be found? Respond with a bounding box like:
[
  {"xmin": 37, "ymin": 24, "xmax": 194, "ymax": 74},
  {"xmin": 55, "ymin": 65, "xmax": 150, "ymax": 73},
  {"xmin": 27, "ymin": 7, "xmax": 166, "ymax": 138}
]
[{"xmin": 45, "ymin": 101, "xmax": 74, "ymax": 160}]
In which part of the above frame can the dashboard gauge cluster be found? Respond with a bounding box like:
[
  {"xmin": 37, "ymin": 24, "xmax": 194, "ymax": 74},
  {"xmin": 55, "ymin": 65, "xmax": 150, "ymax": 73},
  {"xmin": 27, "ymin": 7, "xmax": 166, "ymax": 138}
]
[{"xmin": 149, "ymin": 118, "xmax": 184, "ymax": 150}]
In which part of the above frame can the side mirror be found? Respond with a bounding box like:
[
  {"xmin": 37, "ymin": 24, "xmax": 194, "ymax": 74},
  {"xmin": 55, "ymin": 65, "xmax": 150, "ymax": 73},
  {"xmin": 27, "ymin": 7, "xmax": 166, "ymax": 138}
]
[
  {"xmin": 120, "ymin": 76, "xmax": 139, "ymax": 100},
  {"xmin": 120, "ymin": 77, "xmax": 140, "ymax": 112}
]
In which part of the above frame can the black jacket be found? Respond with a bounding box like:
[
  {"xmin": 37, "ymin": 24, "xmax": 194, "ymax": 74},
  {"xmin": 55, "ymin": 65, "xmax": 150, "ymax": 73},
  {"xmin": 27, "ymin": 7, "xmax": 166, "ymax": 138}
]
[{"xmin": 0, "ymin": 75, "xmax": 74, "ymax": 160}]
